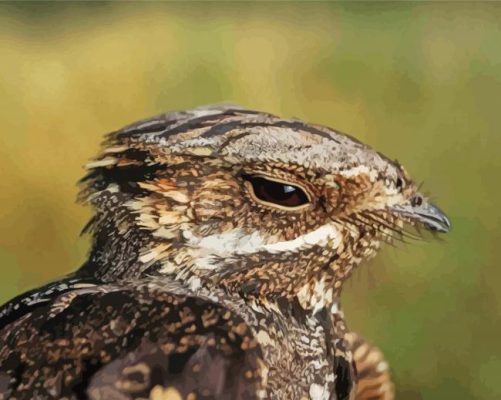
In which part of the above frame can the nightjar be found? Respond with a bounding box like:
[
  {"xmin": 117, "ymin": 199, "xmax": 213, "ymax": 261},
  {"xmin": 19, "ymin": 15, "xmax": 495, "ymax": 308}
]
[{"xmin": 0, "ymin": 105, "xmax": 450, "ymax": 400}]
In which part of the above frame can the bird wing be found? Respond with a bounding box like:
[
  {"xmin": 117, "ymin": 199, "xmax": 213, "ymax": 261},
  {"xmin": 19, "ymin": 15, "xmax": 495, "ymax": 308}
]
[
  {"xmin": 0, "ymin": 283, "xmax": 264, "ymax": 400},
  {"xmin": 345, "ymin": 332, "xmax": 395, "ymax": 400}
]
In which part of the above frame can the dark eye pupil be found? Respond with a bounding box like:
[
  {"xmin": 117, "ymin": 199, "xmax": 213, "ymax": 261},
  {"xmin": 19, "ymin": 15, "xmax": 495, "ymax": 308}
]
[
  {"xmin": 93, "ymin": 180, "xmax": 107, "ymax": 191},
  {"xmin": 242, "ymin": 175, "xmax": 309, "ymax": 208}
]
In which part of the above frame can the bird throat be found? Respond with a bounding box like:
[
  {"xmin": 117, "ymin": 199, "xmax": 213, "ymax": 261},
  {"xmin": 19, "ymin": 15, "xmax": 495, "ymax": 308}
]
[{"xmin": 77, "ymin": 190, "xmax": 369, "ymax": 317}]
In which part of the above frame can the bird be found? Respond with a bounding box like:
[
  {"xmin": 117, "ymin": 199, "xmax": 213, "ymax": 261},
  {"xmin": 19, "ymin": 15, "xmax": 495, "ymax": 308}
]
[{"xmin": 0, "ymin": 104, "xmax": 450, "ymax": 400}]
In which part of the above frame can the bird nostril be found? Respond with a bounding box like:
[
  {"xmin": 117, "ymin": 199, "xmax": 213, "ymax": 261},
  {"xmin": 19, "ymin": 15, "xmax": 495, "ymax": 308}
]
[{"xmin": 410, "ymin": 194, "xmax": 423, "ymax": 207}]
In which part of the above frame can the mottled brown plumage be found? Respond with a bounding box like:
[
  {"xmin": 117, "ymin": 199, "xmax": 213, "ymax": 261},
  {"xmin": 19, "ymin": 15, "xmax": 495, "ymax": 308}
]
[{"xmin": 0, "ymin": 105, "xmax": 450, "ymax": 400}]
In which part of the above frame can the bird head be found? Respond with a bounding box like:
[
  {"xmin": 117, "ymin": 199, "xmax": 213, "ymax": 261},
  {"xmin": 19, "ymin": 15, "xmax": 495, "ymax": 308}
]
[{"xmin": 80, "ymin": 105, "xmax": 450, "ymax": 309}]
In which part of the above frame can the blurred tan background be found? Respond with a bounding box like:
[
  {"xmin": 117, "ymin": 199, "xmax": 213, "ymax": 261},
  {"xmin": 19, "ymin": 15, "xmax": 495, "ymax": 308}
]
[{"xmin": 0, "ymin": 2, "xmax": 500, "ymax": 399}]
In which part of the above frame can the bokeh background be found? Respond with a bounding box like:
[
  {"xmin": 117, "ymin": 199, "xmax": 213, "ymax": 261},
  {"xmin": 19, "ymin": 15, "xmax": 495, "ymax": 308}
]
[{"xmin": 1, "ymin": 2, "xmax": 500, "ymax": 399}]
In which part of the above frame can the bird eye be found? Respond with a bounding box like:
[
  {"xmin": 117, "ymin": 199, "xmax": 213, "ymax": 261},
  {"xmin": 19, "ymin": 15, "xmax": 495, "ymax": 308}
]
[
  {"xmin": 396, "ymin": 177, "xmax": 404, "ymax": 190},
  {"xmin": 242, "ymin": 174, "xmax": 310, "ymax": 209},
  {"xmin": 92, "ymin": 180, "xmax": 108, "ymax": 191}
]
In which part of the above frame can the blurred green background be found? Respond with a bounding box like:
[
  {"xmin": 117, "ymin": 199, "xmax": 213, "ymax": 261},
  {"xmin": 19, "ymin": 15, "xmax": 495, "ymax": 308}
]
[{"xmin": 0, "ymin": 2, "xmax": 500, "ymax": 399}]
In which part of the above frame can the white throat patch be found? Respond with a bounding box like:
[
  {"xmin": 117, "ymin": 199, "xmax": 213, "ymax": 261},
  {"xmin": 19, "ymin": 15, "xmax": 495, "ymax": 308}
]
[{"xmin": 183, "ymin": 223, "xmax": 341, "ymax": 270}]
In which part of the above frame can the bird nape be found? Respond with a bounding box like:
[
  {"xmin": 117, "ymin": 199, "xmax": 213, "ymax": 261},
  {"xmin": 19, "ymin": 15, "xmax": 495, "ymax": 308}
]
[{"xmin": 0, "ymin": 105, "xmax": 450, "ymax": 400}]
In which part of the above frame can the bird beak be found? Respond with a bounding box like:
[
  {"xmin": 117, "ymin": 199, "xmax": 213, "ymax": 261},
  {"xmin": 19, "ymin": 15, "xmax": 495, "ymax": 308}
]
[{"xmin": 391, "ymin": 194, "xmax": 451, "ymax": 233}]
